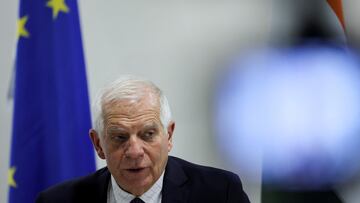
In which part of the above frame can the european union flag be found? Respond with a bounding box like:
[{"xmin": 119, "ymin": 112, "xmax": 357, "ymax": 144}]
[{"xmin": 9, "ymin": 0, "xmax": 96, "ymax": 202}]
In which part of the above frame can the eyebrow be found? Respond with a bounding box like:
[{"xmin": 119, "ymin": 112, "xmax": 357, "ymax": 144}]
[
  {"xmin": 142, "ymin": 123, "xmax": 159, "ymax": 130},
  {"xmin": 106, "ymin": 126, "xmax": 127, "ymax": 133}
]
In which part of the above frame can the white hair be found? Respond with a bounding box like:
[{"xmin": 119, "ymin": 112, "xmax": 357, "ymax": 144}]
[{"xmin": 92, "ymin": 75, "xmax": 172, "ymax": 137}]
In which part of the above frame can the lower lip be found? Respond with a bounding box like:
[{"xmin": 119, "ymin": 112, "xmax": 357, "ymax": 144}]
[{"xmin": 126, "ymin": 168, "xmax": 147, "ymax": 174}]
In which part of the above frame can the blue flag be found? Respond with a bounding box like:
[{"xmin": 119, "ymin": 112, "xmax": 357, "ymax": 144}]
[{"xmin": 9, "ymin": 0, "xmax": 96, "ymax": 202}]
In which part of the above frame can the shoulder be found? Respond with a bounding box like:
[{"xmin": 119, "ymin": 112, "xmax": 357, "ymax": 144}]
[
  {"xmin": 168, "ymin": 156, "xmax": 240, "ymax": 184},
  {"xmin": 35, "ymin": 167, "xmax": 110, "ymax": 203},
  {"xmin": 166, "ymin": 156, "xmax": 250, "ymax": 202}
]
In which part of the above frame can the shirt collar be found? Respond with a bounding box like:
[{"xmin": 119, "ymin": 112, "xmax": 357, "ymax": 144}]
[{"xmin": 111, "ymin": 171, "xmax": 165, "ymax": 203}]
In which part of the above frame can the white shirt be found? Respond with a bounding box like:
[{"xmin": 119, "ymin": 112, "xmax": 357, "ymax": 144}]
[{"xmin": 107, "ymin": 171, "xmax": 164, "ymax": 203}]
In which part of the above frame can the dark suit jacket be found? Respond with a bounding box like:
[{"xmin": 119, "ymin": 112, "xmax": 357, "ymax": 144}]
[{"xmin": 36, "ymin": 156, "xmax": 250, "ymax": 203}]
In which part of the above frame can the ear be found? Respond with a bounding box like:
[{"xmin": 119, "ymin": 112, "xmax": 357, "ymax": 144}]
[
  {"xmin": 89, "ymin": 129, "xmax": 106, "ymax": 159},
  {"xmin": 166, "ymin": 121, "xmax": 175, "ymax": 152}
]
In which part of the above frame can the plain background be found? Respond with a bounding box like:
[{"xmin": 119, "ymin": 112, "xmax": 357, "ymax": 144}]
[{"xmin": 2, "ymin": 1, "xmax": 360, "ymax": 203}]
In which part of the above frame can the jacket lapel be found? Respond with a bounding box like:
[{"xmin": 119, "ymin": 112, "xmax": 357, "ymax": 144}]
[
  {"xmin": 161, "ymin": 156, "xmax": 189, "ymax": 203},
  {"xmin": 91, "ymin": 167, "xmax": 111, "ymax": 202}
]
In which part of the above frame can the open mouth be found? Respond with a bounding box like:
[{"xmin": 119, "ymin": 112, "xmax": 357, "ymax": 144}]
[{"xmin": 126, "ymin": 168, "xmax": 146, "ymax": 173}]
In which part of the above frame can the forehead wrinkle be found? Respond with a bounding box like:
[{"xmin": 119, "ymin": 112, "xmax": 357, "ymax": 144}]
[
  {"xmin": 102, "ymin": 95, "xmax": 162, "ymax": 133},
  {"xmin": 103, "ymin": 96, "xmax": 160, "ymax": 115},
  {"xmin": 106, "ymin": 109, "xmax": 160, "ymax": 121},
  {"xmin": 105, "ymin": 110, "xmax": 161, "ymax": 129}
]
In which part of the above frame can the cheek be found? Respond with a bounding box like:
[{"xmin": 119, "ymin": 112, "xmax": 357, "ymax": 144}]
[
  {"xmin": 161, "ymin": 136, "xmax": 172, "ymax": 152},
  {"xmin": 104, "ymin": 147, "xmax": 125, "ymax": 165},
  {"xmin": 158, "ymin": 139, "xmax": 171, "ymax": 161},
  {"xmin": 147, "ymin": 141, "xmax": 167, "ymax": 162}
]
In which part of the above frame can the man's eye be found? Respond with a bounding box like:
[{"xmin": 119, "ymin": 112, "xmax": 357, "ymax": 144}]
[
  {"xmin": 142, "ymin": 131, "xmax": 155, "ymax": 140},
  {"xmin": 111, "ymin": 135, "xmax": 127, "ymax": 142}
]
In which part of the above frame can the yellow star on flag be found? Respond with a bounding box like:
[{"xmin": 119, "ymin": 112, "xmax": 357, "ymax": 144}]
[
  {"xmin": 17, "ymin": 16, "xmax": 30, "ymax": 39},
  {"xmin": 8, "ymin": 167, "xmax": 17, "ymax": 188},
  {"xmin": 46, "ymin": 0, "xmax": 69, "ymax": 19}
]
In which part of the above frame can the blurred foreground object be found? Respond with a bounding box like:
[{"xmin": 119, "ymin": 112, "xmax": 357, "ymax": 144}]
[
  {"xmin": 213, "ymin": 0, "xmax": 358, "ymax": 202},
  {"xmin": 214, "ymin": 45, "xmax": 360, "ymax": 190}
]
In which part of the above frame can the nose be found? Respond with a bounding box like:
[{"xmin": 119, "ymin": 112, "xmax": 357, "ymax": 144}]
[{"xmin": 124, "ymin": 136, "xmax": 144, "ymax": 159}]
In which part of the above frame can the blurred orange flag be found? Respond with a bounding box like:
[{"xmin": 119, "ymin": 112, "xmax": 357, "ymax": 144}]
[{"xmin": 327, "ymin": 0, "xmax": 345, "ymax": 31}]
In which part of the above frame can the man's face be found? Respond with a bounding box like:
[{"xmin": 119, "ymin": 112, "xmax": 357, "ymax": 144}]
[{"xmin": 90, "ymin": 96, "xmax": 174, "ymax": 196}]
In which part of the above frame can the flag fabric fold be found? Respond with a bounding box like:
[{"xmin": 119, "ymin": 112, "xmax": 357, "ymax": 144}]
[{"xmin": 9, "ymin": 0, "xmax": 96, "ymax": 202}]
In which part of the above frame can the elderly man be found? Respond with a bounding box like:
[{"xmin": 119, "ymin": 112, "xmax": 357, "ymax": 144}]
[{"xmin": 36, "ymin": 76, "xmax": 250, "ymax": 203}]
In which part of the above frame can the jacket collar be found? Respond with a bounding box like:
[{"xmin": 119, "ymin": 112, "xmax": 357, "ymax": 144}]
[
  {"xmin": 161, "ymin": 156, "xmax": 189, "ymax": 203},
  {"xmin": 94, "ymin": 167, "xmax": 111, "ymax": 202}
]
